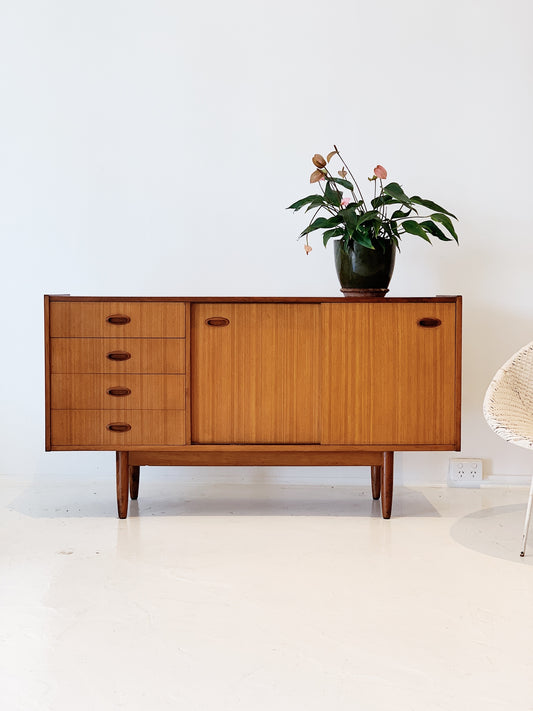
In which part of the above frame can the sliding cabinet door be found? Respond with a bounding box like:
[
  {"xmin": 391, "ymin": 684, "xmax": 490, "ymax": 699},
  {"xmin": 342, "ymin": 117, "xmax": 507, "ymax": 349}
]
[{"xmin": 192, "ymin": 303, "xmax": 321, "ymax": 443}]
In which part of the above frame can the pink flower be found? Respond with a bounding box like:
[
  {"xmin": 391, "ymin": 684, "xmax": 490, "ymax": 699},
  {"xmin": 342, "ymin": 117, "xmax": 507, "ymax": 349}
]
[
  {"xmin": 304, "ymin": 244, "xmax": 312, "ymax": 255},
  {"xmin": 340, "ymin": 196, "xmax": 350, "ymax": 207},
  {"xmin": 374, "ymin": 165, "xmax": 387, "ymax": 180}
]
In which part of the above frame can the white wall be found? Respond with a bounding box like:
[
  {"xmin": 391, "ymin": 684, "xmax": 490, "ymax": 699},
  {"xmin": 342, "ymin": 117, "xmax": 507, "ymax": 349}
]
[{"xmin": 1, "ymin": 0, "xmax": 532, "ymax": 485}]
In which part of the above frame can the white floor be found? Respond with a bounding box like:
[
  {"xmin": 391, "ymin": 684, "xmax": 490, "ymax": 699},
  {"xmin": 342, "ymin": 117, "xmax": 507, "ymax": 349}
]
[{"xmin": 1, "ymin": 471, "xmax": 533, "ymax": 711}]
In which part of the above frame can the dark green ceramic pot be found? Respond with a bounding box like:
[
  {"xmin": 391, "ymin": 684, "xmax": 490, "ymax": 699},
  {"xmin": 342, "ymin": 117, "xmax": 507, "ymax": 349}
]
[{"xmin": 333, "ymin": 239, "xmax": 396, "ymax": 295}]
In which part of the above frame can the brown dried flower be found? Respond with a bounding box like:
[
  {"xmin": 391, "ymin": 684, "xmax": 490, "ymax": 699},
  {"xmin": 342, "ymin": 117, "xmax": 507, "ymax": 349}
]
[
  {"xmin": 310, "ymin": 169, "xmax": 325, "ymax": 183},
  {"xmin": 312, "ymin": 154, "xmax": 327, "ymax": 169}
]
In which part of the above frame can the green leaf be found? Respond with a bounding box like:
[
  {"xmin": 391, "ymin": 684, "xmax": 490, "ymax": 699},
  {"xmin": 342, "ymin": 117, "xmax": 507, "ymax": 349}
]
[
  {"xmin": 305, "ymin": 200, "xmax": 326, "ymax": 213},
  {"xmin": 420, "ymin": 220, "xmax": 452, "ymax": 241},
  {"xmin": 300, "ymin": 217, "xmax": 333, "ymax": 236},
  {"xmin": 391, "ymin": 209, "xmax": 412, "ymax": 220},
  {"xmin": 402, "ymin": 219, "xmax": 432, "ymax": 243},
  {"xmin": 371, "ymin": 194, "xmax": 395, "ymax": 209},
  {"xmin": 430, "ymin": 213, "xmax": 459, "ymax": 243},
  {"xmin": 383, "ymin": 182, "xmax": 412, "ymax": 206},
  {"xmin": 353, "ymin": 232, "xmax": 375, "ymax": 249},
  {"xmin": 322, "ymin": 227, "xmax": 345, "ymax": 247},
  {"xmin": 324, "ymin": 180, "xmax": 342, "ymax": 207},
  {"xmin": 330, "ymin": 177, "xmax": 354, "ymax": 191},
  {"xmin": 287, "ymin": 194, "xmax": 323, "ymax": 211},
  {"xmin": 302, "ymin": 195, "xmax": 328, "ymax": 212},
  {"xmin": 346, "ymin": 200, "xmax": 363, "ymax": 210},
  {"xmin": 410, "ymin": 196, "xmax": 457, "ymax": 220},
  {"xmin": 383, "ymin": 223, "xmax": 401, "ymax": 250},
  {"xmin": 358, "ymin": 210, "xmax": 380, "ymax": 226},
  {"xmin": 338, "ymin": 206, "xmax": 359, "ymax": 229},
  {"xmin": 300, "ymin": 215, "xmax": 343, "ymax": 236}
]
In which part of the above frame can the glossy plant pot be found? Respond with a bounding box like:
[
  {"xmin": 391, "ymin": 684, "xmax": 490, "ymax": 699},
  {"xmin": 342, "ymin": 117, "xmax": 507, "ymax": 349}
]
[{"xmin": 333, "ymin": 239, "xmax": 396, "ymax": 296}]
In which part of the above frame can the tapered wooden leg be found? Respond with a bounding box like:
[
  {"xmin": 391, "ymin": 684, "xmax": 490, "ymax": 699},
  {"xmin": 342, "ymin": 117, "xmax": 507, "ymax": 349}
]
[
  {"xmin": 381, "ymin": 451, "xmax": 394, "ymax": 519},
  {"xmin": 371, "ymin": 465, "xmax": 381, "ymax": 500},
  {"xmin": 129, "ymin": 465, "xmax": 140, "ymax": 500},
  {"xmin": 116, "ymin": 451, "xmax": 129, "ymax": 519}
]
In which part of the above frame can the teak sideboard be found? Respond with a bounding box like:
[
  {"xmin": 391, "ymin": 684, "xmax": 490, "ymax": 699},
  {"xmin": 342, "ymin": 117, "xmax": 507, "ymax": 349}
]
[{"xmin": 44, "ymin": 295, "xmax": 462, "ymax": 519}]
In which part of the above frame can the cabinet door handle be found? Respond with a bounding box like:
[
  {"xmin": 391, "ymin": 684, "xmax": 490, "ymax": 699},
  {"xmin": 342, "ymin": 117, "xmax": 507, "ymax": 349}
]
[
  {"xmin": 205, "ymin": 317, "xmax": 230, "ymax": 327},
  {"xmin": 106, "ymin": 314, "xmax": 131, "ymax": 325},
  {"xmin": 418, "ymin": 318, "xmax": 442, "ymax": 328},
  {"xmin": 106, "ymin": 387, "xmax": 132, "ymax": 397},
  {"xmin": 106, "ymin": 351, "xmax": 131, "ymax": 361},
  {"xmin": 107, "ymin": 422, "xmax": 132, "ymax": 433}
]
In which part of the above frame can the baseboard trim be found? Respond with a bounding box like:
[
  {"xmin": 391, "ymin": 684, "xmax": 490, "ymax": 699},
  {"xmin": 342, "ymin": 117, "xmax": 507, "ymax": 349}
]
[{"xmin": 481, "ymin": 474, "xmax": 532, "ymax": 487}]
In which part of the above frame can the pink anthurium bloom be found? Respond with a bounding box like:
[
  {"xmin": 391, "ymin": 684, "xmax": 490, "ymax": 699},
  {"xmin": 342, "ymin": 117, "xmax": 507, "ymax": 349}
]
[
  {"xmin": 304, "ymin": 244, "xmax": 312, "ymax": 254},
  {"xmin": 340, "ymin": 197, "xmax": 350, "ymax": 207},
  {"xmin": 374, "ymin": 165, "xmax": 387, "ymax": 180}
]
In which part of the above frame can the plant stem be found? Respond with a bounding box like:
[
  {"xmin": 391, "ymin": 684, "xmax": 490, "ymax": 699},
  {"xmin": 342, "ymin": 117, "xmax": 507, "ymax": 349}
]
[
  {"xmin": 333, "ymin": 144, "xmax": 367, "ymax": 212},
  {"xmin": 301, "ymin": 204, "xmax": 325, "ymax": 238},
  {"xmin": 395, "ymin": 214, "xmax": 430, "ymax": 221},
  {"xmin": 378, "ymin": 179, "xmax": 387, "ymax": 223}
]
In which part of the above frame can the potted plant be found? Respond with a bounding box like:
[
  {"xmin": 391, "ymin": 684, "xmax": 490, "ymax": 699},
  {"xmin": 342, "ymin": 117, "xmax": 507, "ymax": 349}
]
[{"xmin": 287, "ymin": 146, "xmax": 459, "ymax": 296}]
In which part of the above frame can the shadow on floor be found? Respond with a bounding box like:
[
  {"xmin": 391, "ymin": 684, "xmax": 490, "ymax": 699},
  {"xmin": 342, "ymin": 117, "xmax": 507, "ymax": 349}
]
[
  {"xmin": 9, "ymin": 481, "xmax": 440, "ymax": 519},
  {"xmin": 450, "ymin": 503, "xmax": 532, "ymax": 565}
]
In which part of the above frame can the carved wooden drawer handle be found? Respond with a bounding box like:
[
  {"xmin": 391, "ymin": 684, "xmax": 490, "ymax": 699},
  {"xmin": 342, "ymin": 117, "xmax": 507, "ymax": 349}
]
[
  {"xmin": 107, "ymin": 351, "xmax": 131, "ymax": 361},
  {"xmin": 107, "ymin": 423, "xmax": 131, "ymax": 433},
  {"xmin": 205, "ymin": 317, "xmax": 230, "ymax": 327},
  {"xmin": 418, "ymin": 318, "xmax": 442, "ymax": 328},
  {"xmin": 106, "ymin": 314, "xmax": 131, "ymax": 325},
  {"xmin": 106, "ymin": 387, "xmax": 132, "ymax": 397}
]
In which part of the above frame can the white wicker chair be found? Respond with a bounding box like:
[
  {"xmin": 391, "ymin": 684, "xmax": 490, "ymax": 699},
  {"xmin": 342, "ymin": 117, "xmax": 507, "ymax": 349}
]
[{"xmin": 483, "ymin": 341, "xmax": 533, "ymax": 557}]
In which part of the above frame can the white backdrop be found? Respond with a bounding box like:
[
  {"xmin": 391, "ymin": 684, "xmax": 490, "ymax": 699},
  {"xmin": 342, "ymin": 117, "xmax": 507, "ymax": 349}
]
[{"xmin": 1, "ymin": 0, "xmax": 532, "ymax": 485}]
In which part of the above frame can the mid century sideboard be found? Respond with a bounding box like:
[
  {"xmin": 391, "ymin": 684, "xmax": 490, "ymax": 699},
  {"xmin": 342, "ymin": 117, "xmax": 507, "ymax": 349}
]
[{"xmin": 44, "ymin": 295, "xmax": 462, "ymax": 519}]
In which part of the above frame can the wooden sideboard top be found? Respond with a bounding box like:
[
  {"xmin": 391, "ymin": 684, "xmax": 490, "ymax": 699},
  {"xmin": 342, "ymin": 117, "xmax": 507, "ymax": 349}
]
[{"xmin": 46, "ymin": 295, "xmax": 461, "ymax": 303}]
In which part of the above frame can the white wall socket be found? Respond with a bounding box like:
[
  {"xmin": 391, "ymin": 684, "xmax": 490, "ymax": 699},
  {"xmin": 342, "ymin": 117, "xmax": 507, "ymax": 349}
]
[{"xmin": 448, "ymin": 458, "xmax": 483, "ymax": 488}]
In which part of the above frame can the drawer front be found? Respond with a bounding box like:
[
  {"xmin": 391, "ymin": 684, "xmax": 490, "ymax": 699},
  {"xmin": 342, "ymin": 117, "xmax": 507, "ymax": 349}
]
[
  {"xmin": 51, "ymin": 410, "xmax": 186, "ymax": 446},
  {"xmin": 50, "ymin": 302, "xmax": 186, "ymax": 338},
  {"xmin": 51, "ymin": 338, "xmax": 186, "ymax": 374},
  {"xmin": 50, "ymin": 374, "xmax": 186, "ymax": 410}
]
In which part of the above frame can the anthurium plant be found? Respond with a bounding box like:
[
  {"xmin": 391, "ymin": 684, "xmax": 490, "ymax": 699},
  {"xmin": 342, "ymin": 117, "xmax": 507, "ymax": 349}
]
[{"xmin": 288, "ymin": 146, "xmax": 459, "ymax": 254}]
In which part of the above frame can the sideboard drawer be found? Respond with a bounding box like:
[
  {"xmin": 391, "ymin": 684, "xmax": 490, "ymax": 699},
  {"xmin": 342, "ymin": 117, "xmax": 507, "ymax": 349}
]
[
  {"xmin": 50, "ymin": 374, "xmax": 186, "ymax": 410},
  {"xmin": 50, "ymin": 338, "xmax": 186, "ymax": 374},
  {"xmin": 50, "ymin": 302, "xmax": 186, "ymax": 338},
  {"xmin": 51, "ymin": 410, "xmax": 186, "ymax": 446}
]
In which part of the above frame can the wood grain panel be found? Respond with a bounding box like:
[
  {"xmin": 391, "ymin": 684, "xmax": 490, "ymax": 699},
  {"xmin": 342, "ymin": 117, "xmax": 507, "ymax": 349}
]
[
  {"xmin": 321, "ymin": 302, "xmax": 458, "ymax": 445},
  {"xmin": 51, "ymin": 410, "xmax": 186, "ymax": 446},
  {"xmin": 50, "ymin": 302, "xmax": 185, "ymax": 337},
  {"xmin": 50, "ymin": 374, "xmax": 185, "ymax": 410},
  {"xmin": 50, "ymin": 338, "xmax": 185, "ymax": 373},
  {"xmin": 191, "ymin": 303, "xmax": 321, "ymax": 443},
  {"xmin": 129, "ymin": 450, "xmax": 384, "ymax": 467}
]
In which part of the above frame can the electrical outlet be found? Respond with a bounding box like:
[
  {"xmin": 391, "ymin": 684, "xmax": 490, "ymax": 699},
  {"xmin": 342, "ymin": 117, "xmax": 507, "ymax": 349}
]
[{"xmin": 448, "ymin": 459, "xmax": 483, "ymax": 487}]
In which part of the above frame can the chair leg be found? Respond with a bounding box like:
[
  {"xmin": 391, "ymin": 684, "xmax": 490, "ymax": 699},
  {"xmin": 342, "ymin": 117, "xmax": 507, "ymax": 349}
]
[{"xmin": 520, "ymin": 474, "xmax": 533, "ymax": 557}]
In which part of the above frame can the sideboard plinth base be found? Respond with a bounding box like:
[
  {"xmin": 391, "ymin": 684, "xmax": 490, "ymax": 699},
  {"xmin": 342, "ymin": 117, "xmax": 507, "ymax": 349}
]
[{"xmin": 117, "ymin": 449, "xmax": 395, "ymax": 520}]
